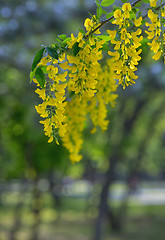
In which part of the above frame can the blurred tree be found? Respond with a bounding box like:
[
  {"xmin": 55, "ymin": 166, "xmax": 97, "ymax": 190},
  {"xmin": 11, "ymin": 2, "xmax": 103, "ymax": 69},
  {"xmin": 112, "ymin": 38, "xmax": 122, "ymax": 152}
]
[{"xmin": 0, "ymin": 1, "xmax": 165, "ymax": 240}]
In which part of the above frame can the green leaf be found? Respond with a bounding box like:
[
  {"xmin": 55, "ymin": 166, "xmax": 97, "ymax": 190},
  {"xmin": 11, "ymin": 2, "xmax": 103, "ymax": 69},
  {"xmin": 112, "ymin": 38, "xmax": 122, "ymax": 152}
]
[
  {"xmin": 30, "ymin": 70, "xmax": 35, "ymax": 83},
  {"xmin": 62, "ymin": 37, "xmax": 72, "ymax": 46},
  {"xmin": 97, "ymin": 35, "xmax": 111, "ymax": 41},
  {"xmin": 73, "ymin": 42, "xmax": 81, "ymax": 56},
  {"xmin": 102, "ymin": 8, "xmax": 107, "ymax": 14},
  {"xmin": 88, "ymin": 12, "xmax": 93, "ymax": 17},
  {"xmin": 31, "ymin": 48, "xmax": 45, "ymax": 72},
  {"xmin": 45, "ymin": 47, "xmax": 58, "ymax": 59},
  {"xmin": 58, "ymin": 34, "xmax": 67, "ymax": 40},
  {"xmin": 101, "ymin": 0, "xmax": 115, "ymax": 7},
  {"xmin": 136, "ymin": 2, "xmax": 142, "ymax": 7},
  {"xmin": 95, "ymin": 0, "xmax": 101, "ymax": 7},
  {"xmin": 97, "ymin": 6, "xmax": 103, "ymax": 18},
  {"xmin": 121, "ymin": 0, "xmax": 127, "ymax": 3},
  {"xmin": 106, "ymin": 11, "xmax": 113, "ymax": 19},
  {"xmin": 79, "ymin": 28, "xmax": 85, "ymax": 35},
  {"xmin": 142, "ymin": 0, "xmax": 150, "ymax": 3},
  {"xmin": 130, "ymin": 12, "xmax": 136, "ymax": 19},
  {"xmin": 56, "ymin": 38, "xmax": 62, "ymax": 43},
  {"xmin": 51, "ymin": 43, "xmax": 59, "ymax": 50},
  {"xmin": 132, "ymin": 8, "xmax": 139, "ymax": 13},
  {"xmin": 35, "ymin": 68, "xmax": 45, "ymax": 88},
  {"xmin": 97, "ymin": 6, "xmax": 107, "ymax": 18},
  {"xmin": 41, "ymin": 66, "xmax": 48, "ymax": 74}
]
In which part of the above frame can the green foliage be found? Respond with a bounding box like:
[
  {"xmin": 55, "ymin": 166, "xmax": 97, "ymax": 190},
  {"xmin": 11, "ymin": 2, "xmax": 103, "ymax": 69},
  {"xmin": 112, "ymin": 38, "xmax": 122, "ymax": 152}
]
[
  {"xmin": 58, "ymin": 34, "xmax": 67, "ymax": 40},
  {"xmin": 106, "ymin": 11, "xmax": 114, "ymax": 19},
  {"xmin": 73, "ymin": 42, "xmax": 81, "ymax": 56},
  {"xmin": 30, "ymin": 70, "xmax": 35, "ymax": 83},
  {"xmin": 97, "ymin": 35, "xmax": 111, "ymax": 41},
  {"xmin": 45, "ymin": 46, "xmax": 59, "ymax": 59},
  {"xmin": 101, "ymin": 0, "xmax": 115, "ymax": 7},
  {"xmin": 62, "ymin": 37, "xmax": 72, "ymax": 47},
  {"xmin": 142, "ymin": 0, "xmax": 150, "ymax": 3},
  {"xmin": 31, "ymin": 48, "xmax": 45, "ymax": 72},
  {"xmin": 130, "ymin": 11, "xmax": 136, "ymax": 19},
  {"xmin": 35, "ymin": 67, "xmax": 45, "ymax": 88},
  {"xmin": 97, "ymin": 6, "xmax": 107, "ymax": 19},
  {"xmin": 79, "ymin": 28, "xmax": 86, "ymax": 35}
]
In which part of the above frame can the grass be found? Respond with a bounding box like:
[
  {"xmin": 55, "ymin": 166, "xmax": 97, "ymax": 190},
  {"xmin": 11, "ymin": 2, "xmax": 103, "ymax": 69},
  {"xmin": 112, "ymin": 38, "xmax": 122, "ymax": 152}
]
[{"xmin": 1, "ymin": 191, "xmax": 165, "ymax": 240}]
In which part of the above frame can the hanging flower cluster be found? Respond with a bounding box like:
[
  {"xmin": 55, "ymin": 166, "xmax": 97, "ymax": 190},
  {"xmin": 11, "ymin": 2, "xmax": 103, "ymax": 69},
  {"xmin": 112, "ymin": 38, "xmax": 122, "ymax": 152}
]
[
  {"xmin": 107, "ymin": 3, "xmax": 143, "ymax": 89},
  {"xmin": 30, "ymin": 0, "xmax": 165, "ymax": 162},
  {"xmin": 67, "ymin": 38, "xmax": 105, "ymax": 99},
  {"xmin": 145, "ymin": 4, "xmax": 165, "ymax": 61},
  {"xmin": 62, "ymin": 98, "xmax": 87, "ymax": 163},
  {"xmin": 88, "ymin": 59, "xmax": 118, "ymax": 133},
  {"xmin": 35, "ymin": 54, "xmax": 68, "ymax": 144}
]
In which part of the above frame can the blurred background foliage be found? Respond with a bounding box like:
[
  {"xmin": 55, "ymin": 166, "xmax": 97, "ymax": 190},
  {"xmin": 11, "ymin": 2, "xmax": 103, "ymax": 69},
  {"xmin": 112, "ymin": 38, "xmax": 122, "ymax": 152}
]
[{"xmin": 0, "ymin": 0, "xmax": 165, "ymax": 240}]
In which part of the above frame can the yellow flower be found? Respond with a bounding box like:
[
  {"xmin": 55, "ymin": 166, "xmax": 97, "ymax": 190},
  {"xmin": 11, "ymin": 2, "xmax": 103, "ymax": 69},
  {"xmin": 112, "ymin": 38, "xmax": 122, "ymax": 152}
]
[
  {"xmin": 107, "ymin": 30, "xmax": 116, "ymax": 39},
  {"xmin": 134, "ymin": 16, "xmax": 142, "ymax": 27},
  {"xmin": 46, "ymin": 65, "xmax": 58, "ymax": 80},
  {"xmin": 152, "ymin": 51, "xmax": 161, "ymax": 60},
  {"xmin": 148, "ymin": 9, "xmax": 158, "ymax": 22},
  {"xmin": 59, "ymin": 53, "xmax": 66, "ymax": 62},
  {"xmin": 35, "ymin": 88, "xmax": 46, "ymax": 100},
  {"xmin": 114, "ymin": 9, "xmax": 122, "ymax": 19},
  {"xmin": 122, "ymin": 3, "xmax": 131, "ymax": 12},
  {"xmin": 149, "ymin": 0, "xmax": 157, "ymax": 7},
  {"xmin": 48, "ymin": 136, "xmax": 53, "ymax": 143},
  {"xmin": 84, "ymin": 18, "xmax": 93, "ymax": 31},
  {"xmin": 145, "ymin": 30, "xmax": 155, "ymax": 39},
  {"xmin": 146, "ymin": 8, "xmax": 163, "ymax": 62},
  {"xmin": 59, "ymin": 61, "xmax": 68, "ymax": 70}
]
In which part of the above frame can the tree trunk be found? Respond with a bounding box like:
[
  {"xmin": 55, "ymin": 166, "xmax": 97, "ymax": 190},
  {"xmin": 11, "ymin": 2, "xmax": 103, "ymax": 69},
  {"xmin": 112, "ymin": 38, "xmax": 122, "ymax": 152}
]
[
  {"xmin": 94, "ymin": 154, "xmax": 118, "ymax": 240},
  {"xmin": 8, "ymin": 180, "xmax": 26, "ymax": 240},
  {"xmin": 48, "ymin": 172, "xmax": 63, "ymax": 222},
  {"xmin": 31, "ymin": 178, "xmax": 41, "ymax": 240}
]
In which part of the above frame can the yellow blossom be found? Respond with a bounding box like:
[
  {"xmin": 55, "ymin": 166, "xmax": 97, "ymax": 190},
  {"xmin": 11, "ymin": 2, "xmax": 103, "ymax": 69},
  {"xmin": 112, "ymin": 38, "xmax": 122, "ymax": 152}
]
[
  {"xmin": 134, "ymin": 16, "xmax": 142, "ymax": 27},
  {"xmin": 122, "ymin": 3, "xmax": 131, "ymax": 12},
  {"xmin": 149, "ymin": 0, "xmax": 157, "ymax": 7}
]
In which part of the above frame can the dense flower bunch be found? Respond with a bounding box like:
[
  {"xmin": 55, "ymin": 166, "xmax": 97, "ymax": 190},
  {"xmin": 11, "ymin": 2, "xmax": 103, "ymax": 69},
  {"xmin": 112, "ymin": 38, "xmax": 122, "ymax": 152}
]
[
  {"xmin": 146, "ymin": 2, "xmax": 165, "ymax": 61},
  {"xmin": 62, "ymin": 59, "xmax": 118, "ymax": 162},
  {"xmin": 62, "ymin": 98, "xmax": 87, "ymax": 163},
  {"xmin": 30, "ymin": 0, "xmax": 165, "ymax": 162},
  {"xmin": 32, "ymin": 17, "xmax": 118, "ymax": 162},
  {"xmin": 88, "ymin": 59, "xmax": 118, "ymax": 133},
  {"xmin": 108, "ymin": 3, "xmax": 143, "ymax": 89},
  {"xmin": 67, "ymin": 37, "xmax": 105, "ymax": 99},
  {"xmin": 35, "ymin": 54, "xmax": 68, "ymax": 144}
]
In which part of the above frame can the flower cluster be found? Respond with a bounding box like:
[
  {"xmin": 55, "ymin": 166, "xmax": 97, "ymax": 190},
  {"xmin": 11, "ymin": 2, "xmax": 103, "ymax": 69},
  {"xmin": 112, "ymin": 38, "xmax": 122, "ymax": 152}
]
[
  {"xmin": 107, "ymin": 3, "xmax": 143, "ymax": 89},
  {"xmin": 145, "ymin": 8, "xmax": 165, "ymax": 61},
  {"xmin": 35, "ymin": 54, "xmax": 68, "ymax": 144},
  {"xmin": 84, "ymin": 15, "xmax": 101, "ymax": 35},
  {"xmin": 31, "ymin": 1, "xmax": 165, "ymax": 163},
  {"xmin": 62, "ymin": 98, "xmax": 87, "ymax": 163},
  {"xmin": 32, "ymin": 17, "xmax": 114, "ymax": 162},
  {"xmin": 88, "ymin": 59, "xmax": 118, "ymax": 133},
  {"xmin": 67, "ymin": 38, "xmax": 104, "ymax": 100},
  {"xmin": 62, "ymin": 59, "xmax": 118, "ymax": 163},
  {"xmin": 149, "ymin": 0, "xmax": 158, "ymax": 7}
]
